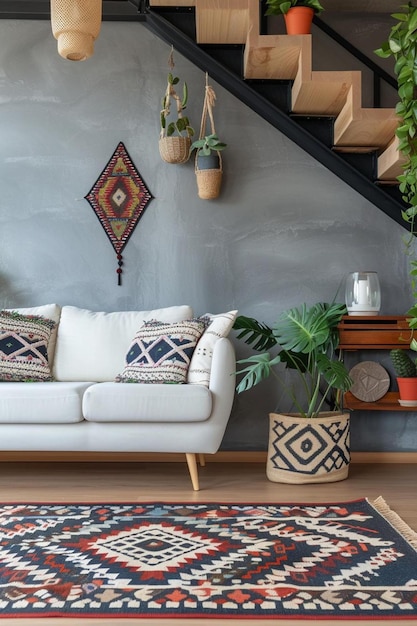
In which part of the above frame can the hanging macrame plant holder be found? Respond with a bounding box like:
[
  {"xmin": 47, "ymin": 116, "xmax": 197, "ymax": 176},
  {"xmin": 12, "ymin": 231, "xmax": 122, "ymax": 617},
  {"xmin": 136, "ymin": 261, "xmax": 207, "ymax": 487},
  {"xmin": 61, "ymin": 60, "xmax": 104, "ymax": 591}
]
[
  {"xmin": 159, "ymin": 48, "xmax": 192, "ymax": 164},
  {"xmin": 195, "ymin": 76, "xmax": 223, "ymax": 200},
  {"xmin": 50, "ymin": 0, "xmax": 102, "ymax": 61}
]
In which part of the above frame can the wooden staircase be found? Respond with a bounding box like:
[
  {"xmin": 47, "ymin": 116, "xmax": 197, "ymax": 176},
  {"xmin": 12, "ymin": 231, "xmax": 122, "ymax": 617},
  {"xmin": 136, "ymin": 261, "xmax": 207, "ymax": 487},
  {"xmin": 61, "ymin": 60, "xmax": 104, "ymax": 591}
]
[
  {"xmin": 149, "ymin": 0, "xmax": 406, "ymax": 201},
  {"xmin": 0, "ymin": 0, "xmax": 407, "ymax": 221}
]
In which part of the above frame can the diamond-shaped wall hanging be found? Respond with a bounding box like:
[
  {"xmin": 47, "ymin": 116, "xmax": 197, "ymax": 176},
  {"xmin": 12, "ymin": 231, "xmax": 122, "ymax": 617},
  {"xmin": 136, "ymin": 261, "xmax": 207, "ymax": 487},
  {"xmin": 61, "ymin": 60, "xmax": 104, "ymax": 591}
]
[{"xmin": 85, "ymin": 142, "xmax": 153, "ymax": 285}]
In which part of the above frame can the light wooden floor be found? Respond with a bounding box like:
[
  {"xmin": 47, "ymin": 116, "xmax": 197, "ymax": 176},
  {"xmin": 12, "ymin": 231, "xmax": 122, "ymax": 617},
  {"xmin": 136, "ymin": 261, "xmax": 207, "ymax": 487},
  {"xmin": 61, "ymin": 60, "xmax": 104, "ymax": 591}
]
[{"xmin": 0, "ymin": 460, "xmax": 416, "ymax": 626}]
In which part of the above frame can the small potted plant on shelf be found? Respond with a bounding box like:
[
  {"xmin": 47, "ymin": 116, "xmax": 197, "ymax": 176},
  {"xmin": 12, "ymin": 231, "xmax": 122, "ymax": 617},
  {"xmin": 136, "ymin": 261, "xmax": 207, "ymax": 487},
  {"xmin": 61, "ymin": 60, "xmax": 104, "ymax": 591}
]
[
  {"xmin": 159, "ymin": 71, "xmax": 194, "ymax": 165},
  {"xmin": 265, "ymin": 0, "xmax": 324, "ymax": 35},
  {"xmin": 390, "ymin": 348, "xmax": 417, "ymax": 405},
  {"xmin": 233, "ymin": 301, "xmax": 352, "ymax": 484}
]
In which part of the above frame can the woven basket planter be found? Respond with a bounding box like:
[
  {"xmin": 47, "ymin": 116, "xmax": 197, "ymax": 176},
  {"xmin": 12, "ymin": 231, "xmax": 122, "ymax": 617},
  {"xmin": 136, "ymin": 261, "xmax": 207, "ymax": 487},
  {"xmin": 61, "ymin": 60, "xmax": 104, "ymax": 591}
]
[
  {"xmin": 195, "ymin": 153, "xmax": 223, "ymax": 199},
  {"xmin": 195, "ymin": 168, "xmax": 222, "ymax": 200},
  {"xmin": 159, "ymin": 137, "xmax": 191, "ymax": 165},
  {"xmin": 267, "ymin": 411, "xmax": 350, "ymax": 484}
]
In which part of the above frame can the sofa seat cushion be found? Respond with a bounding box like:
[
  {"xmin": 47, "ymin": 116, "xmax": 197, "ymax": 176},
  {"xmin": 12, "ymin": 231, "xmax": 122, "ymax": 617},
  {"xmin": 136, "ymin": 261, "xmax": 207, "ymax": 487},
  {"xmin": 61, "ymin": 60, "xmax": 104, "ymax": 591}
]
[
  {"xmin": 83, "ymin": 382, "xmax": 212, "ymax": 422},
  {"xmin": 53, "ymin": 305, "xmax": 193, "ymax": 383},
  {"xmin": 0, "ymin": 382, "xmax": 95, "ymax": 423}
]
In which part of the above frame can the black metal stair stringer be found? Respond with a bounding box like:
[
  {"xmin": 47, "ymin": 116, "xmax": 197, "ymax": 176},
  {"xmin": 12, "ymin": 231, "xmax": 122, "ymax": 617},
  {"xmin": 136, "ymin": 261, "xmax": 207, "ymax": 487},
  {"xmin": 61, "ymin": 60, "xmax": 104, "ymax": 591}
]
[{"xmin": 144, "ymin": 9, "xmax": 407, "ymax": 231}]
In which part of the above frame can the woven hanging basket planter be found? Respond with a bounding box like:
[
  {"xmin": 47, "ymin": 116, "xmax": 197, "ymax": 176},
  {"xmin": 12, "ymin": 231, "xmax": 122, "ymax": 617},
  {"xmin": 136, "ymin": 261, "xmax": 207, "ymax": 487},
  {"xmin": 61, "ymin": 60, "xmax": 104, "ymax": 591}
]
[
  {"xmin": 195, "ymin": 160, "xmax": 223, "ymax": 200},
  {"xmin": 159, "ymin": 136, "xmax": 191, "ymax": 165},
  {"xmin": 159, "ymin": 49, "xmax": 193, "ymax": 165},
  {"xmin": 267, "ymin": 411, "xmax": 350, "ymax": 484},
  {"xmin": 50, "ymin": 0, "xmax": 102, "ymax": 61},
  {"xmin": 194, "ymin": 75, "xmax": 224, "ymax": 200}
]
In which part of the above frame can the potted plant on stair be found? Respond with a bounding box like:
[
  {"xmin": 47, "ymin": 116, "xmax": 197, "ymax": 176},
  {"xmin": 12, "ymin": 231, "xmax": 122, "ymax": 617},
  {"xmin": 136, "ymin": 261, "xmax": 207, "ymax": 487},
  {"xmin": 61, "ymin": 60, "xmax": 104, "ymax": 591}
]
[
  {"xmin": 234, "ymin": 301, "xmax": 352, "ymax": 484},
  {"xmin": 265, "ymin": 0, "xmax": 324, "ymax": 35},
  {"xmin": 390, "ymin": 348, "xmax": 417, "ymax": 405}
]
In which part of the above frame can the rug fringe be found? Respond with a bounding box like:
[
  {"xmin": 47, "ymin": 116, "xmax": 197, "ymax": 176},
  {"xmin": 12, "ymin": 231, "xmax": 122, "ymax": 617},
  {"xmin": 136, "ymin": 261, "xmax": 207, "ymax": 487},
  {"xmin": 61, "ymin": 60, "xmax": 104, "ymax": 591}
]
[{"xmin": 371, "ymin": 496, "xmax": 417, "ymax": 550}]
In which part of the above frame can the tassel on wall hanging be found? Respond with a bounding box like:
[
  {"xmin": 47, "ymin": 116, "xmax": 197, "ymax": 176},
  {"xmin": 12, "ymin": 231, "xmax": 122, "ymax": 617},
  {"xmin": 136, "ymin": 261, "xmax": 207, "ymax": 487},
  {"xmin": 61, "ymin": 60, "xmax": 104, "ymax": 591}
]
[
  {"xmin": 192, "ymin": 73, "xmax": 227, "ymax": 200},
  {"xmin": 85, "ymin": 142, "xmax": 153, "ymax": 285}
]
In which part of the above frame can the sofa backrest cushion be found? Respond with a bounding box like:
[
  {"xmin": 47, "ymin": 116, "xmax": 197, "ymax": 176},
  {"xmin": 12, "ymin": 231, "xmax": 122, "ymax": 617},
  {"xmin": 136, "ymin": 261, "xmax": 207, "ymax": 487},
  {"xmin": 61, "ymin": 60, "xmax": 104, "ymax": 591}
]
[{"xmin": 53, "ymin": 305, "xmax": 193, "ymax": 382}]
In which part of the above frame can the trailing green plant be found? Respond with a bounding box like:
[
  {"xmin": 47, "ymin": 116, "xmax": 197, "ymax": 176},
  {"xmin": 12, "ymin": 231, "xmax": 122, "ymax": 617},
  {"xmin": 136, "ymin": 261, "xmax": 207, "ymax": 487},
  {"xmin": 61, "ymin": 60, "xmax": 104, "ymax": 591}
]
[
  {"xmin": 374, "ymin": 3, "xmax": 417, "ymax": 310},
  {"xmin": 160, "ymin": 72, "xmax": 194, "ymax": 138},
  {"xmin": 390, "ymin": 348, "xmax": 417, "ymax": 377},
  {"xmin": 265, "ymin": 0, "xmax": 324, "ymax": 16},
  {"xmin": 233, "ymin": 301, "xmax": 352, "ymax": 418},
  {"xmin": 191, "ymin": 133, "xmax": 227, "ymax": 157}
]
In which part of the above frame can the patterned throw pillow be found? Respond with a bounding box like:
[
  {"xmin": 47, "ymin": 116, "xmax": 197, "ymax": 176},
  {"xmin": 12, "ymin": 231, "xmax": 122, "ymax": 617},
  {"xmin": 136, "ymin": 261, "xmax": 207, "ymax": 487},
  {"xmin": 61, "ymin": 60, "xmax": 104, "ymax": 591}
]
[
  {"xmin": 188, "ymin": 310, "xmax": 238, "ymax": 386},
  {"xmin": 0, "ymin": 311, "xmax": 57, "ymax": 382},
  {"xmin": 115, "ymin": 319, "xmax": 207, "ymax": 384}
]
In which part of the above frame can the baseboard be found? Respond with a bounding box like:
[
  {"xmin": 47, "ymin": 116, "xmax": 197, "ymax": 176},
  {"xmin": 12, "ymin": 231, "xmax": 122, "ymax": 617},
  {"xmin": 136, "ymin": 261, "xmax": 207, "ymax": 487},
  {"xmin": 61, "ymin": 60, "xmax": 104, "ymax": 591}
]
[{"xmin": 0, "ymin": 451, "xmax": 416, "ymax": 463}]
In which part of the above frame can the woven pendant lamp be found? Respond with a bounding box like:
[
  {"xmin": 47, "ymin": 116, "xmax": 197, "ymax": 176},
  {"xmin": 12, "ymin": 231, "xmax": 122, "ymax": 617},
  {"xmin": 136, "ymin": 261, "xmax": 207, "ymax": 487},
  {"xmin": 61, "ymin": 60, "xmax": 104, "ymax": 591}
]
[{"xmin": 51, "ymin": 0, "xmax": 102, "ymax": 61}]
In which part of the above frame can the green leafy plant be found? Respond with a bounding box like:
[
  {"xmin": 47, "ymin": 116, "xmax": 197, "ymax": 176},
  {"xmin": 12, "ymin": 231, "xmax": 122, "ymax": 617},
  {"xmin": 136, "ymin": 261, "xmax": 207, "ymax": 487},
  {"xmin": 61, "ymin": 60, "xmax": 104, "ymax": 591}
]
[
  {"xmin": 233, "ymin": 302, "xmax": 351, "ymax": 418},
  {"xmin": 374, "ymin": 3, "xmax": 417, "ymax": 332},
  {"xmin": 391, "ymin": 348, "xmax": 417, "ymax": 377},
  {"xmin": 265, "ymin": 0, "xmax": 324, "ymax": 16},
  {"xmin": 160, "ymin": 72, "xmax": 194, "ymax": 138},
  {"xmin": 190, "ymin": 133, "xmax": 227, "ymax": 156}
]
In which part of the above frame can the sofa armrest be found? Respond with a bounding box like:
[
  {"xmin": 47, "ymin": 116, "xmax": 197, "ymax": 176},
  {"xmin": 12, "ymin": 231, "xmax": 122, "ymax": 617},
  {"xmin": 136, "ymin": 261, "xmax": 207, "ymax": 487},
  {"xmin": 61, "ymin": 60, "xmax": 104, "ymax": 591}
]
[
  {"xmin": 201, "ymin": 337, "xmax": 236, "ymax": 452},
  {"xmin": 209, "ymin": 337, "xmax": 236, "ymax": 397}
]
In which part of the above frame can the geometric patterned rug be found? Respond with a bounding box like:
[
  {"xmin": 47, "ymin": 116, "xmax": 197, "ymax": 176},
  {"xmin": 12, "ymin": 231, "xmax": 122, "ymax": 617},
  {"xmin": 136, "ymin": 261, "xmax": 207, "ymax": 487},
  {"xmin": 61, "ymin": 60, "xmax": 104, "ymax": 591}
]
[{"xmin": 0, "ymin": 498, "xmax": 416, "ymax": 619}]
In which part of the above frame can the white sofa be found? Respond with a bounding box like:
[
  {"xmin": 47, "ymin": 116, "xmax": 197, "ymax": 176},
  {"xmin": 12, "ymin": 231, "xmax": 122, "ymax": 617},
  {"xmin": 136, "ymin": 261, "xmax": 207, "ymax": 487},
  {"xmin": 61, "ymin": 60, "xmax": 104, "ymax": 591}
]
[{"xmin": 0, "ymin": 304, "xmax": 236, "ymax": 490}]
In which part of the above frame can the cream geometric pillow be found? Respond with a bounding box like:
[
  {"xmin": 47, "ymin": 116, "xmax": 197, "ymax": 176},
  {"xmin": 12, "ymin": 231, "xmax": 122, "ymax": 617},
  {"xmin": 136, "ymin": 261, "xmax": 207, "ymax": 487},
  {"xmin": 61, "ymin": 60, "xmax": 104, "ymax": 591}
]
[
  {"xmin": 188, "ymin": 310, "xmax": 238, "ymax": 386},
  {"xmin": 0, "ymin": 311, "xmax": 56, "ymax": 382},
  {"xmin": 115, "ymin": 319, "xmax": 207, "ymax": 384}
]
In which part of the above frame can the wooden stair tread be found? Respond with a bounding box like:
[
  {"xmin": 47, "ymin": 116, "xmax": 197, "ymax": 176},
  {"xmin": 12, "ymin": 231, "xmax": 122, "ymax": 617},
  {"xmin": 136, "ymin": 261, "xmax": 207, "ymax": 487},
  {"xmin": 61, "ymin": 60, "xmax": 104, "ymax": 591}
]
[
  {"xmin": 292, "ymin": 70, "xmax": 361, "ymax": 115},
  {"xmin": 196, "ymin": 0, "xmax": 249, "ymax": 44},
  {"xmin": 378, "ymin": 136, "xmax": 407, "ymax": 181},
  {"xmin": 244, "ymin": 34, "xmax": 309, "ymax": 80},
  {"xmin": 334, "ymin": 109, "xmax": 398, "ymax": 148}
]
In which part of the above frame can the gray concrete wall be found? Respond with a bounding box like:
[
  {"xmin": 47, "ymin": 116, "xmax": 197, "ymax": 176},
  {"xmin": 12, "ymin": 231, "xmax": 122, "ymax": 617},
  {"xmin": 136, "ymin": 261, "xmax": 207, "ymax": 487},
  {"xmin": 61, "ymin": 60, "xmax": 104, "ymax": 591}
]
[{"xmin": 0, "ymin": 19, "xmax": 414, "ymax": 452}]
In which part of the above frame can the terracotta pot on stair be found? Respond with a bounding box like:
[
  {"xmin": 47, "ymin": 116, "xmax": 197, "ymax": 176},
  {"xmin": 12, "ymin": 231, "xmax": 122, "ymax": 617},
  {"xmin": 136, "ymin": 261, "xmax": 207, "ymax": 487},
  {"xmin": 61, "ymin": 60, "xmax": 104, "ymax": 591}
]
[{"xmin": 284, "ymin": 7, "xmax": 314, "ymax": 34}]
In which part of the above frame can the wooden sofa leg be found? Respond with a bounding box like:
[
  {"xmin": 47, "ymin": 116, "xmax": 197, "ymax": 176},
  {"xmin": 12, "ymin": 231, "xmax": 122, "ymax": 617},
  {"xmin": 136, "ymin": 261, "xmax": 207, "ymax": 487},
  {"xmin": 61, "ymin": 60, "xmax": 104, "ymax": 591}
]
[
  {"xmin": 186, "ymin": 453, "xmax": 200, "ymax": 491},
  {"xmin": 198, "ymin": 453, "xmax": 205, "ymax": 466}
]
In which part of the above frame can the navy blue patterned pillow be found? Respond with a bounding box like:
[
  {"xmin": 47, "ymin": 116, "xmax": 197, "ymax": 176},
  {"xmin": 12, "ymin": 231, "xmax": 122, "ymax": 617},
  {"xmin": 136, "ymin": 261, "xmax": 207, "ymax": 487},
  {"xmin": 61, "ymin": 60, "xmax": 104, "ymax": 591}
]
[
  {"xmin": 115, "ymin": 319, "xmax": 207, "ymax": 384},
  {"xmin": 0, "ymin": 310, "xmax": 56, "ymax": 382}
]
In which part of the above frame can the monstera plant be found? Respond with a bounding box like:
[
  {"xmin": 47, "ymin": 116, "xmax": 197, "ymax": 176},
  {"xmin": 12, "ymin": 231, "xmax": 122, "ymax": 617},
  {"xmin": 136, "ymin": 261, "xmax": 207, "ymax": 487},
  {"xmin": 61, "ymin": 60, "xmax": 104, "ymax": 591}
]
[{"xmin": 234, "ymin": 301, "xmax": 352, "ymax": 484}]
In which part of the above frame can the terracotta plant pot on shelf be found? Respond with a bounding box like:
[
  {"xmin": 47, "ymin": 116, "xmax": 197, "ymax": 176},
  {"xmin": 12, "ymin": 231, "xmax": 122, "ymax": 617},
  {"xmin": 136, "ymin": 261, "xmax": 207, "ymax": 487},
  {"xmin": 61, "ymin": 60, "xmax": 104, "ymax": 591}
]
[
  {"xmin": 397, "ymin": 378, "xmax": 417, "ymax": 404},
  {"xmin": 390, "ymin": 349, "xmax": 417, "ymax": 406},
  {"xmin": 284, "ymin": 6, "xmax": 314, "ymax": 34}
]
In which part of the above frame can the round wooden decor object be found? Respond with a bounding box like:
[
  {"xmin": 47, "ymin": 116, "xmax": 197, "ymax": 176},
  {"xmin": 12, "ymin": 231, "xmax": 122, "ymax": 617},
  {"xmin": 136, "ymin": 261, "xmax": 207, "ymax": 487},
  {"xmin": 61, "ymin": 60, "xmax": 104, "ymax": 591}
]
[{"xmin": 349, "ymin": 361, "xmax": 390, "ymax": 402}]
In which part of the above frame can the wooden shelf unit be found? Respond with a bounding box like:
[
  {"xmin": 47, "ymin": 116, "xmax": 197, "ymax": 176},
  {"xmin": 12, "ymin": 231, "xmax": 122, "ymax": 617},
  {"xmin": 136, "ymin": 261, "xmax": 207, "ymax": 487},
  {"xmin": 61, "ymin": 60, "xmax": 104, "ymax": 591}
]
[{"xmin": 337, "ymin": 315, "xmax": 415, "ymax": 411}]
